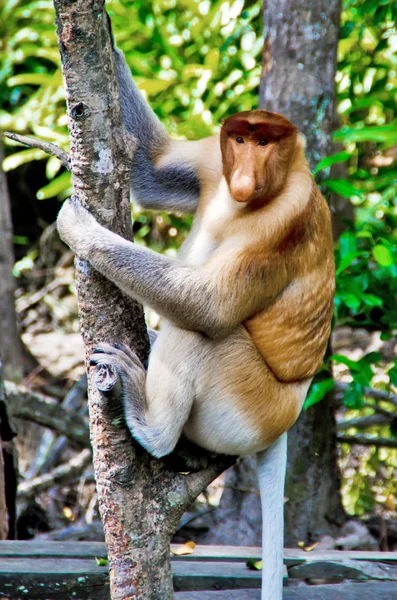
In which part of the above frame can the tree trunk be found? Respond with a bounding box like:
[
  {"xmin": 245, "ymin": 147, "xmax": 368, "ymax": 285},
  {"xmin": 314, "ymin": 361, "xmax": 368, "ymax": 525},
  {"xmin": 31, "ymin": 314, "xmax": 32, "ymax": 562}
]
[
  {"xmin": 259, "ymin": 0, "xmax": 345, "ymax": 545},
  {"xmin": 53, "ymin": 1, "xmax": 230, "ymax": 597},
  {"xmin": 0, "ymin": 357, "xmax": 18, "ymax": 539},
  {"xmin": 0, "ymin": 143, "xmax": 24, "ymax": 381}
]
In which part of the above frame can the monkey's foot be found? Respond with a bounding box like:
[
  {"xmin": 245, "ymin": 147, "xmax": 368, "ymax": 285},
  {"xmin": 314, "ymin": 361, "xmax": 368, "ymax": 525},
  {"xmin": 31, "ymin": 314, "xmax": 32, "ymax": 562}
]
[{"xmin": 90, "ymin": 342, "xmax": 146, "ymax": 407}]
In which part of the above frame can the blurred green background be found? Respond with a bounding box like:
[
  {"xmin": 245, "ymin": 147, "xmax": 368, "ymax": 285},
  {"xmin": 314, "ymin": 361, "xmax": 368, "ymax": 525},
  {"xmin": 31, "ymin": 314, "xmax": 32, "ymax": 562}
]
[{"xmin": 0, "ymin": 0, "xmax": 396, "ymax": 520}]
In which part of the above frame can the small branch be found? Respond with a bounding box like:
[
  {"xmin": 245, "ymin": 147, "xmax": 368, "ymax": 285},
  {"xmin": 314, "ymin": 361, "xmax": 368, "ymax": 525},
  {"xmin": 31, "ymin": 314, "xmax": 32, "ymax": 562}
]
[
  {"xmin": 337, "ymin": 433, "xmax": 397, "ymax": 448},
  {"xmin": 25, "ymin": 374, "xmax": 88, "ymax": 479},
  {"xmin": 337, "ymin": 414, "xmax": 394, "ymax": 431},
  {"xmin": 335, "ymin": 382, "xmax": 397, "ymax": 408},
  {"xmin": 3, "ymin": 132, "xmax": 70, "ymax": 170},
  {"xmin": 18, "ymin": 448, "xmax": 92, "ymax": 498},
  {"xmin": 16, "ymin": 275, "xmax": 73, "ymax": 314},
  {"xmin": 362, "ymin": 402, "xmax": 395, "ymax": 417},
  {"xmin": 186, "ymin": 456, "xmax": 237, "ymax": 503},
  {"xmin": 6, "ymin": 382, "xmax": 89, "ymax": 447}
]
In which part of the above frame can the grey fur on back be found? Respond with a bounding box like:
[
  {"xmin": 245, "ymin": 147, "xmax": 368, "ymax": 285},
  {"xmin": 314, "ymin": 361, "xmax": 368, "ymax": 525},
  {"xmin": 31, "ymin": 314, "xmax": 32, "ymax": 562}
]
[{"xmin": 114, "ymin": 50, "xmax": 200, "ymax": 213}]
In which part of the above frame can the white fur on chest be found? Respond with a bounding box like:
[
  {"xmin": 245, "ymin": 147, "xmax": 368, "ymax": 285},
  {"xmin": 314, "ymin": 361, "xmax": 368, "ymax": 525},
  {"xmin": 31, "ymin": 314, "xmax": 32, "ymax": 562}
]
[
  {"xmin": 183, "ymin": 228, "xmax": 215, "ymax": 265},
  {"xmin": 181, "ymin": 178, "xmax": 240, "ymax": 266}
]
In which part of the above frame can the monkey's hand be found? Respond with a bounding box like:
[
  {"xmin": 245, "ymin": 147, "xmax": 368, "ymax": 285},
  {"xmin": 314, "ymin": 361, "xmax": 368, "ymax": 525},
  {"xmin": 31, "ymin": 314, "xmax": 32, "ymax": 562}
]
[{"xmin": 57, "ymin": 196, "xmax": 102, "ymax": 260}]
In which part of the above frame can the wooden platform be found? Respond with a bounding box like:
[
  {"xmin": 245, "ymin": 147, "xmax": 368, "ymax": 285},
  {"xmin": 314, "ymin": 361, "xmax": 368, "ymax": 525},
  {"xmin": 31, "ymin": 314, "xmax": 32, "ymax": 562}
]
[{"xmin": 0, "ymin": 541, "xmax": 396, "ymax": 599}]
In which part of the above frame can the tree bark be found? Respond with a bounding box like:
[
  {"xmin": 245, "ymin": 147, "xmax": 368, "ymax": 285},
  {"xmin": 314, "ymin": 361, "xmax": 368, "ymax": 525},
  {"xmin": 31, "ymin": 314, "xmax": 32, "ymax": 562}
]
[
  {"xmin": 0, "ymin": 143, "xmax": 24, "ymax": 381},
  {"xmin": 53, "ymin": 1, "xmax": 229, "ymax": 597},
  {"xmin": 260, "ymin": 0, "xmax": 341, "ymax": 173},
  {"xmin": 0, "ymin": 408, "xmax": 8, "ymax": 540},
  {"xmin": 259, "ymin": 0, "xmax": 345, "ymax": 545},
  {"xmin": 0, "ymin": 358, "xmax": 18, "ymax": 539}
]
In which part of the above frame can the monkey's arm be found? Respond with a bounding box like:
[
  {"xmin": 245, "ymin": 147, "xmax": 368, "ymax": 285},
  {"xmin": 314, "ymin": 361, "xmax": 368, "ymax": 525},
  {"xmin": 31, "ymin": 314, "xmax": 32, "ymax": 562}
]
[
  {"xmin": 114, "ymin": 50, "xmax": 220, "ymax": 213},
  {"xmin": 58, "ymin": 198, "xmax": 287, "ymax": 338}
]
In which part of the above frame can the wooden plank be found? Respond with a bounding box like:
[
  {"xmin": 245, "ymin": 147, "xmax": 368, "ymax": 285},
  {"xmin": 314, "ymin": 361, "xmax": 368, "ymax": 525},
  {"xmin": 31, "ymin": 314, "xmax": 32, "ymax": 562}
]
[
  {"xmin": 0, "ymin": 558, "xmax": 284, "ymax": 596},
  {"xmin": 0, "ymin": 541, "xmax": 395, "ymax": 565},
  {"xmin": 0, "ymin": 558, "xmax": 108, "ymax": 575},
  {"xmin": 288, "ymin": 558, "xmax": 397, "ymax": 582},
  {"xmin": 0, "ymin": 558, "xmax": 109, "ymax": 600},
  {"xmin": 175, "ymin": 546, "xmax": 397, "ymax": 565},
  {"xmin": 0, "ymin": 541, "xmax": 106, "ymax": 559},
  {"xmin": 1, "ymin": 582, "xmax": 396, "ymax": 600},
  {"xmin": 173, "ymin": 562, "xmax": 288, "ymax": 591},
  {"xmin": 175, "ymin": 581, "xmax": 397, "ymax": 599},
  {"xmin": 0, "ymin": 554, "xmax": 396, "ymax": 599},
  {"xmin": 284, "ymin": 548, "xmax": 397, "ymax": 566},
  {"xmin": 173, "ymin": 561, "xmax": 261, "ymax": 591}
]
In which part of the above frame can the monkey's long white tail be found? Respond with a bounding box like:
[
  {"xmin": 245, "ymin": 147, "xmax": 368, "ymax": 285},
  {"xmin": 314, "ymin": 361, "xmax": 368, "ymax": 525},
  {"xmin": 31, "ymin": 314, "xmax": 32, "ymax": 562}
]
[{"xmin": 256, "ymin": 433, "xmax": 287, "ymax": 600}]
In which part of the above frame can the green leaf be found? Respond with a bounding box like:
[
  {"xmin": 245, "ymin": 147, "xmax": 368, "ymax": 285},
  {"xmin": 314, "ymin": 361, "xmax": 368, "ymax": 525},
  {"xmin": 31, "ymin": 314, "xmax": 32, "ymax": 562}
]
[
  {"xmin": 313, "ymin": 151, "xmax": 350, "ymax": 175},
  {"xmin": 360, "ymin": 293, "xmax": 383, "ymax": 308},
  {"xmin": 341, "ymin": 292, "xmax": 361, "ymax": 311},
  {"xmin": 388, "ymin": 367, "xmax": 397, "ymax": 388},
  {"xmin": 373, "ymin": 245, "xmax": 394, "ymax": 267},
  {"xmin": 36, "ymin": 171, "xmax": 71, "ymax": 200},
  {"xmin": 137, "ymin": 78, "xmax": 173, "ymax": 95},
  {"xmin": 246, "ymin": 558, "xmax": 263, "ymax": 570},
  {"xmin": 304, "ymin": 378, "xmax": 335, "ymax": 410},
  {"xmin": 332, "ymin": 355, "xmax": 361, "ymax": 372},
  {"xmin": 339, "ymin": 231, "xmax": 358, "ymax": 259},
  {"xmin": 7, "ymin": 73, "xmax": 60, "ymax": 87},
  {"xmin": 336, "ymin": 251, "xmax": 361, "ymax": 275},
  {"xmin": 12, "ymin": 235, "xmax": 29, "ymax": 245},
  {"xmin": 323, "ymin": 179, "xmax": 365, "ymax": 199},
  {"xmin": 342, "ymin": 383, "xmax": 364, "ymax": 409},
  {"xmin": 334, "ymin": 124, "xmax": 397, "ymax": 147},
  {"xmin": 3, "ymin": 148, "xmax": 47, "ymax": 171}
]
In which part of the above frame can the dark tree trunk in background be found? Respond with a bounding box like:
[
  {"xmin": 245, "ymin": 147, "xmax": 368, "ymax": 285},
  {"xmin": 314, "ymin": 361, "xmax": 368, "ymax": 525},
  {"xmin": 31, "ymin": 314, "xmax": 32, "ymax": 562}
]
[
  {"xmin": 259, "ymin": 0, "xmax": 345, "ymax": 545},
  {"xmin": 0, "ymin": 143, "xmax": 24, "ymax": 381},
  {"xmin": 260, "ymin": 0, "xmax": 341, "ymax": 173},
  {"xmin": 197, "ymin": 456, "xmax": 261, "ymax": 546},
  {"xmin": 0, "ymin": 358, "xmax": 18, "ymax": 539}
]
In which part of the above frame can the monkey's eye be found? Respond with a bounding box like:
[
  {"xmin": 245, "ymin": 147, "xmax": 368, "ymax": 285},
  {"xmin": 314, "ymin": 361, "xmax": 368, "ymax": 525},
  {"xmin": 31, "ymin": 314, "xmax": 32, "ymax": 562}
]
[
  {"xmin": 236, "ymin": 137, "xmax": 244, "ymax": 144},
  {"xmin": 258, "ymin": 139, "xmax": 268, "ymax": 146}
]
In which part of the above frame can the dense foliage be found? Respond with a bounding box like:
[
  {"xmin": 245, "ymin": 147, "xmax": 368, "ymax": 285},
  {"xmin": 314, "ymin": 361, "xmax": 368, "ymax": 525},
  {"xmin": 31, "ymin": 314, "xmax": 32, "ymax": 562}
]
[{"xmin": 1, "ymin": 0, "xmax": 396, "ymax": 516}]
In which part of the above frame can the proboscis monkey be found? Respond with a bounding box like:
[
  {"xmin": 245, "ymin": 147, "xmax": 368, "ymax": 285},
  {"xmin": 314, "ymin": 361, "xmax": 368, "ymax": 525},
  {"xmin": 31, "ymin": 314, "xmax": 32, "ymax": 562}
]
[{"xmin": 57, "ymin": 41, "xmax": 334, "ymax": 600}]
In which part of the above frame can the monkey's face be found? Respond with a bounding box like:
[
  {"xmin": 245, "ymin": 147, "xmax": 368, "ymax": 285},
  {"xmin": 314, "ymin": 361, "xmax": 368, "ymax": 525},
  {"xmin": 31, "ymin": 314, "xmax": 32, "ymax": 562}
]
[{"xmin": 220, "ymin": 110, "xmax": 298, "ymax": 205}]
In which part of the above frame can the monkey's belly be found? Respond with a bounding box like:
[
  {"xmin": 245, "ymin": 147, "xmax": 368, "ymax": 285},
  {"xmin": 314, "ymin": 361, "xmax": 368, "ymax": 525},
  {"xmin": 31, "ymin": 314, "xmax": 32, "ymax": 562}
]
[{"xmin": 150, "ymin": 323, "xmax": 310, "ymax": 455}]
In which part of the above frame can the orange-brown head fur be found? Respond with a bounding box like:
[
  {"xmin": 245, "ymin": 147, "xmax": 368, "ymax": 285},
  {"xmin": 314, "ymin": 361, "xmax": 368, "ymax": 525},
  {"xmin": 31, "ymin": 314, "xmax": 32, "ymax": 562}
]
[{"xmin": 220, "ymin": 110, "xmax": 298, "ymax": 205}]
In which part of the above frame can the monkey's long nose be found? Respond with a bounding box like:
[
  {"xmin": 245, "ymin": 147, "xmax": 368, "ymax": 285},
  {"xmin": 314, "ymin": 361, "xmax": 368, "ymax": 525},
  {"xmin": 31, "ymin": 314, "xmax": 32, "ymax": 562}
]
[{"xmin": 230, "ymin": 171, "xmax": 256, "ymax": 203}]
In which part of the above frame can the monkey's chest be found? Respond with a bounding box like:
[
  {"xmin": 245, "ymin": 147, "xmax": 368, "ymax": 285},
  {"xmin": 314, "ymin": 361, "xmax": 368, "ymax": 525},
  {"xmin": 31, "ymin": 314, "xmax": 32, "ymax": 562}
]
[{"xmin": 181, "ymin": 228, "xmax": 217, "ymax": 266}]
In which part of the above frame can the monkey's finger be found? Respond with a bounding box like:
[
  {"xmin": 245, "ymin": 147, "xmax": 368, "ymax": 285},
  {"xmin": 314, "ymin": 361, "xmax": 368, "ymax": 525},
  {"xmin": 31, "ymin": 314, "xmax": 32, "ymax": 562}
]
[{"xmin": 92, "ymin": 343, "xmax": 118, "ymax": 355}]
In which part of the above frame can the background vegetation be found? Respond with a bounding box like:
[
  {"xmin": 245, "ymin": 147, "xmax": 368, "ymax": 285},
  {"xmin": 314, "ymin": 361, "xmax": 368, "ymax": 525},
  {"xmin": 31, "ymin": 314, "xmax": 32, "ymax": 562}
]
[{"xmin": 0, "ymin": 0, "xmax": 396, "ymax": 527}]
